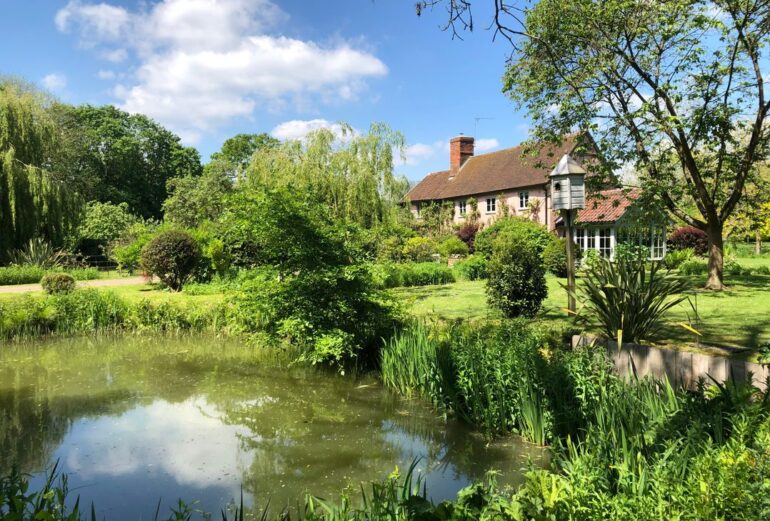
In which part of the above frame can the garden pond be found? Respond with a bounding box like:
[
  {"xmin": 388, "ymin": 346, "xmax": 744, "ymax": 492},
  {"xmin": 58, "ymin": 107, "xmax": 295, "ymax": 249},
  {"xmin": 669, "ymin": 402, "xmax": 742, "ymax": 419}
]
[{"xmin": 0, "ymin": 335, "xmax": 545, "ymax": 519}]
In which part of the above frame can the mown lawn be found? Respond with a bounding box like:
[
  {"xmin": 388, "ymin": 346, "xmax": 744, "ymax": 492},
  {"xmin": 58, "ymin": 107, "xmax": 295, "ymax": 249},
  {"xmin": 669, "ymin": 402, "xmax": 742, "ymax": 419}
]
[{"xmin": 395, "ymin": 259, "xmax": 770, "ymax": 354}]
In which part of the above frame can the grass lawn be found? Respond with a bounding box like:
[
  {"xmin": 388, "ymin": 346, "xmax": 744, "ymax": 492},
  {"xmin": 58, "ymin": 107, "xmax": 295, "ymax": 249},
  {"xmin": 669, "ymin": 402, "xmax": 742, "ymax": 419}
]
[{"xmin": 395, "ymin": 257, "xmax": 770, "ymax": 355}]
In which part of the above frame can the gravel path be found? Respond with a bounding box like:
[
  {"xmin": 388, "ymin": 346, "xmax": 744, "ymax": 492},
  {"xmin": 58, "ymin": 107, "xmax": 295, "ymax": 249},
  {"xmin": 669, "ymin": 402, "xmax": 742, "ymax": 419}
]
[{"xmin": 0, "ymin": 276, "xmax": 150, "ymax": 294}]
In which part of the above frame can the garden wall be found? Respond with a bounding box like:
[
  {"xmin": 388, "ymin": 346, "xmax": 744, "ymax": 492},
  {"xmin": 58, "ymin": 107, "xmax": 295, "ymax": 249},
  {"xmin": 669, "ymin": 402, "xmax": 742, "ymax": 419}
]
[{"xmin": 573, "ymin": 335, "xmax": 769, "ymax": 391}]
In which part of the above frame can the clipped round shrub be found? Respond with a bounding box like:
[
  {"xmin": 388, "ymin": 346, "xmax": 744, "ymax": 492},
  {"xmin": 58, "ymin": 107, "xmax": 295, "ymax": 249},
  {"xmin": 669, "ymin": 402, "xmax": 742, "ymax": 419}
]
[
  {"xmin": 486, "ymin": 237, "xmax": 547, "ymax": 318},
  {"xmin": 40, "ymin": 273, "xmax": 76, "ymax": 295},
  {"xmin": 140, "ymin": 230, "xmax": 201, "ymax": 291},
  {"xmin": 402, "ymin": 237, "xmax": 437, "ymax": 262},
  {"xmin": 542, "ymin": 238, "xmax": 581, "ymax": 278},
  {"xmin": 668, "ymin": 226, "xmax": 708, "ymax": 256},
  {"xmin": 437, "ymin": 236, "xmax": 470, "ymax": 258}
]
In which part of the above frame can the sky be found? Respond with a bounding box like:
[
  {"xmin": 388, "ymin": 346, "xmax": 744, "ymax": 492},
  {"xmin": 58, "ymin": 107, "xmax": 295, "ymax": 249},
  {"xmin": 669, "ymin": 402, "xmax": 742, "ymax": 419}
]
[{"xmin": 0, "ymin": 0, "xmax": 532, "ymax": 181}]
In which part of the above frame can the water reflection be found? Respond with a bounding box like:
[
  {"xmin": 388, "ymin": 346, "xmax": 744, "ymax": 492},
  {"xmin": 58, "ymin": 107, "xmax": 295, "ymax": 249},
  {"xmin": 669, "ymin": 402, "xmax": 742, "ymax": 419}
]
[{"xmin": 0, "ymin": 336, "xmax": 544, "ymax": 519}]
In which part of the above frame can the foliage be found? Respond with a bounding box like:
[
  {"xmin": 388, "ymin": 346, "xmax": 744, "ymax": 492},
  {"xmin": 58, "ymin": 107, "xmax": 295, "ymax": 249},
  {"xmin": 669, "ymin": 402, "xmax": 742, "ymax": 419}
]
[
  {"xmin": 246, "ymin": 123, "xmax": 409, "ymax": 229},
  {"xmin": 613, "ymin": 242, "xmax": 650, "ymax": 264},
  {"xmin": 210, "ymin": 132, "xmax": 279, "ymax": 177},
  {"xmin": 576, "ymin": 256, "xmax": 688, "ymax": 342},
  {"xmin": 663, "ymin": 247, "xmax": 694, "ymax": 270},
  {"xmin": 39, "ymin": 273, "xmax": 76, "ymax": 295},
  {"xmin": 8, "ymin": 238, "xmax": 69, "ymax": 268},
  {"xmin": 0, "ymin": 80, "xmax": 81, "ymax": 262},
  {"xmin": 163, "ymin": 166, "xmax": 233, "ymax": 228},
  {"xmin": 74, "ymin": 201, "xmax": 138, "ymax": 244},
  {"xmin": 542, "ymin": 237, "xmax": 579, "ymax": 278},
  {"xmin": 678, "ymin": 258, "xmax": 709, "ymax": 276},
  {"xmin": 486, "ymin": 237, "xmax": 547, "ymax": 318},
  {"xmin": 0, "ymin": 266, "xmax": 98, "ymax": 285},
  {"xmin": 436, "ymin": 236, "xmax": 469, "ymax": 258},
  {"xmin": 229, "ymin": 266, "xmax": 398, "ymax": 368},
  {"xmin": 456, "ymin": 221, "xmax": 479, "ymax": 251},
  {"xmin": 669, "ymin": 226, "xmax": 708, "ymax": 256},
  {"xmin": 401, "ymin": 237, "xmax": 437, "ymax": 262},
  {"xmin": 474, "ymin": 217, "xmax": 556, "ymax": 258},
  {"xmin": 110, "ymin": 221, "xmax": 159, "ymax": 272},
  {"xmin": 453, "ymin": 254, "xmax": 488, "ymax": 281},
  {"xmin": 371, "ymin": 262, "xmax": 455, "ymax": 288},
  {"xmin": 53, "ymin": 104, "xmax": 201, "ymax": 219},
  {"xmin": 140, "ymin": 230, "xmax": 201, "ymax": 291}
]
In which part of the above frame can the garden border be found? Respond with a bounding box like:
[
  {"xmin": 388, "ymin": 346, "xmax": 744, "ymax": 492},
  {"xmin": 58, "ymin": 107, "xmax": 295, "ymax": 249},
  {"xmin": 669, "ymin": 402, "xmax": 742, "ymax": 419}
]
[{"xmin": 573, "ymin": 335, "xmax": 769, "ymax": 390}]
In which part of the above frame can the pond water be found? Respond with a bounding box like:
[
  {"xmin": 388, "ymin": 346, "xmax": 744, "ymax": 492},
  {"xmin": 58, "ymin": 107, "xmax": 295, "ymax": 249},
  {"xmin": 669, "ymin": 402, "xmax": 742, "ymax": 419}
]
[{"xmin": 0, "ymin": 335, "xmax": 545, "ymax": 519}]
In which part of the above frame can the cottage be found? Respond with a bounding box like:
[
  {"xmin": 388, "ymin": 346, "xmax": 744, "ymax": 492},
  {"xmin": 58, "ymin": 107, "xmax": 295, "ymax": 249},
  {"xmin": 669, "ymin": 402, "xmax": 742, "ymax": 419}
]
[{"xmin": 407, "ymin": 134, "xmax": 668, "ymax": 260}]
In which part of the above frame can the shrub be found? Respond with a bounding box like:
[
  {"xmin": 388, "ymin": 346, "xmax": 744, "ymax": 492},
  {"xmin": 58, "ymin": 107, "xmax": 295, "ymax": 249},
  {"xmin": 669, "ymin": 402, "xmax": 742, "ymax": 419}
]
[
  {"xmin": 453, "ymin": 254, "xmax": 488, "ymax": 280},
  {"xmin": 372, "ymin": 262, "xmax": 455, "ymax": 288},
  {"xmin": 669, "ymin": 226, "xmax": 708, "ymax": 255},
  {"xmin": 75, "ymin": 201, "xmax": 138, "ymax": 243},
  {"xmin": 140, "ymin": 230, "xmax": 201, "ymax": 291},
  {"xmin": 542, "ymin": 238, "xmax": 580, "ymax": 277},
  {"xmin": 663, "ymin": 247, "xmax": 694, "ymax": 269},
  {"xmin": 475, "ymin": 217, "xmax": 555, "ymax": 258},
  {"xmin": 486, "ymin": 237, "xmax": 547, "ymax": 318},
  {"xmin": 456, "ymin": 222, "xmax": 480, "ymax": 251},
  {"xmin": 401, "ymin": 236, "xmax": 437, "ymax": 262},
  {"xmin": 437, "ymin": 236, "xmax": 469, "ymax": 258},
  {"xmin": 111, "ymin": 221, "xmax": 159, "ymax": 272},
  {"xmin": 578, "ymin": 256, "xmax": 688, "ymax": 342},
  {"xmin": 613, "ymin": 242, "xmax": 649, "ymax": 263},
  {"xmin": 40, "ymin": 273, "xmax": 76, "ymax": 295},
  {"xmin": 678, "ymin": 258, "xmax": 708, "ymax": 275},
  {"xmin": 0, "ymin": 265, "xmax": 45, "ymax": 285},
  {"xmin": 8, "ymin": 238, "xmax": 68, "ymax": 268}
]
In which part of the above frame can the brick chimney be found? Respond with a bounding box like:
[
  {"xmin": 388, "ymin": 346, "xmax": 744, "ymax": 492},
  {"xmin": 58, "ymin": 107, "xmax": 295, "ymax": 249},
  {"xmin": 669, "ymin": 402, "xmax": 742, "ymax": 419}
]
[{"xmin": 449, "ymin": 135, "xmax": 474, "ymax": 177}]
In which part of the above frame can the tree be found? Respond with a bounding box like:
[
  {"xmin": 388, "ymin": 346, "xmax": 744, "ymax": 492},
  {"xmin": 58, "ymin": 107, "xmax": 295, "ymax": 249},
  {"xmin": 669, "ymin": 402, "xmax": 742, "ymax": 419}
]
[
  {"xmin": 726, "ymin": 163, "xmax": 770, "ymax": 254},
  {"xmin": 246, "ymin": 123, "xmax": 410, "ymax": 229},
  {"xmin": 0, "ymin": 79, "xmax": 81, "ymax": 262},
  {"xmin": 211, "ymin": 132, "xmax": 279, "ymax": 177},
  {"xmin": 418, "ymin": 0, "xmax": 770, "ymax": 289},
  {"xmin": 163, "ymin": 165, "xmax": 233, "ymax": 228},
  {"xmin": 54, "ymin": 104, "xmax": 202, "ymax": 219},
  {"xmin": 76, "ymin": 201, "xmax": 139, "ymax": 244}
]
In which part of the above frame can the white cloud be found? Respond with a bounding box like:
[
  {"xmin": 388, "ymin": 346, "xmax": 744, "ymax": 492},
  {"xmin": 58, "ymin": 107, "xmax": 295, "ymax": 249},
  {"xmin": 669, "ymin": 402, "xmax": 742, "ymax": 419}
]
[
  {"xmin": 475, "ymin": 138, "xmax": 499, "ymax": 152},
  {"xmin": 97, "ymin": 69, "xmax": 115, "ymax": 80},
  {"xmin": 55, "ymin": 0, "xmax": 387, "ymax": 142},
  {"xmin": 270, "ymin": 119, "xmax": 354, "ymax": 141},
  {"xmin": 401, "ymin": 143, "xmax": 437, "ymax": 166},
  {"xmin": 42, "ymin": 73, "xmax": 67, "ymax": 91}
]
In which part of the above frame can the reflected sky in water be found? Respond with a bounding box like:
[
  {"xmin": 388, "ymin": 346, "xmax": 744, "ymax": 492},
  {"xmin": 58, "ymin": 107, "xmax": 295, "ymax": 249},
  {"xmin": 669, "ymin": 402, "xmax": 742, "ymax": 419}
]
[{"xmin": 0, "ymin": 335, "xmax": 545, "ymax": 519}]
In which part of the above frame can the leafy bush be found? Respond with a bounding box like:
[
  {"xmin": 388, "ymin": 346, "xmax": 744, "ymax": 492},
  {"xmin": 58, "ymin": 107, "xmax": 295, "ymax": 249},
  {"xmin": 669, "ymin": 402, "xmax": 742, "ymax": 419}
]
[
  {"xmin": 401, "ymin": 236, "xmax": 437, "ymax": 262},
  {"xmin": 456, "ymin": 221, "xmax": 480, "ymax": 251},
  {"xmin": 75, "ymin": 201, "xmax": 138, "ymax": 243},
  {"xmin": 230, "ymin": 266, "xmax": 398, "ymax": 367},
  {"xmin": 110, "ymin": 221, "xmax": 159, "ymax": 272},
  {"xmin": 678, "ymin": 258, "xmax": 708, "ymax": 275},
  {"xmin": 613, "ymin": 242, "xmax": 649, "ymax": 263},
  {"xmin": 140, "ymin": 230, "xmax": 201, "ymax": 291},
  {"xmin": 542, "ymin": 238, "xmax": 580, "ymax": 277},
  {"xmin": 40, "ymin": 273, "xmax": 75, "ymax": 295},
  {"xmin": 486, "ymin": 237, "xmax": 547, "ymax": 318},
  {"xmin": 669, "ymin": 226, "xmax": 708, "ymax": 255},
  {"xmin": 437, "ymin": 236, "xmax": 469, "ymax": 258},
  {"xmin": 475, "ymin": 217, "xmax": 555, "ymax": 258},
  {"xmin": 453, "ymin": 254, "xmax": 488, "ymax": 280},
  {"xmin": 578, "ymin": 256, "xmax": 688, "ymax": 342},
  {"xmin": 663, "ymin": 247, "xmax": 694, "ymax": 269},
  {"xmin": 371, "ymin": 262, "xmax": 456, "ymax": 288}
]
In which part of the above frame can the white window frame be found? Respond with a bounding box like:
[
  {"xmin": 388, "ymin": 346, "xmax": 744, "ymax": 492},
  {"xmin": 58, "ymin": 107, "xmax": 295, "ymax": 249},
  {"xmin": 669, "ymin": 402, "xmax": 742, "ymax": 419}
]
[
  {"xmin": 598, "ymin": 228, "xmax": 613, "ymax": 258},
  {"xmin": 519, "ymin": 191, "xmax": 530, "ymax": 209},
  {"xmin": 458, "ymin": 200, "xmax": 467, "ymax": 216},
  {"xmin": 485, "ymin": 197, "xmax": 496, "ymax": 214}
]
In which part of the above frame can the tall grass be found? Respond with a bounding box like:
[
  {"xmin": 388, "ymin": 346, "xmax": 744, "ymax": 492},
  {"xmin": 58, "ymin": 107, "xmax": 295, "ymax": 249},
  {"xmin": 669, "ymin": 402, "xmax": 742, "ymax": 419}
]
[
  {"xmin": 370, "ymin": 262, "xmax": 455, "ymax": 288},
  {"xmin": 0, "ymin": 266, "xmax": 100, "ymax": 285}
]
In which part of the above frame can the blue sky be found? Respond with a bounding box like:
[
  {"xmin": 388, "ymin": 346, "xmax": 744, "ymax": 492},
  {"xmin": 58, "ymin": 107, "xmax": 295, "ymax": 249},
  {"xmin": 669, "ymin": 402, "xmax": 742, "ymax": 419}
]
[{"xmin": 0, "ymin": 0, "xmax": 532, "ymax": 181}]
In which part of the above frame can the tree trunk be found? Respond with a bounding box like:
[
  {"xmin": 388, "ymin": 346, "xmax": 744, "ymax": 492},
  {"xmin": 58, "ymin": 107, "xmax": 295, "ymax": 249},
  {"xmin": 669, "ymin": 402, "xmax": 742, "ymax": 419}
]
[
  {"xmin": 705, "ymin": 223, "xmax": 725, "ymax": 290},
  {"xmin": 755, "ymin": 230, "xmax": 762, "ymax": 256}
]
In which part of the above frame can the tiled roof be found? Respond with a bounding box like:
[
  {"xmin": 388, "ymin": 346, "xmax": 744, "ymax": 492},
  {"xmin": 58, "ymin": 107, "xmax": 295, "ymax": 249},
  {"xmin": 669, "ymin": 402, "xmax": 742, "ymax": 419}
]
[
  {"xmin": 576, "ymin": 188, "xmax": 641, "ymax": 224},
  {"xmin": 406, "ymin": 134, "xmax": 585, "ymax": 202}
]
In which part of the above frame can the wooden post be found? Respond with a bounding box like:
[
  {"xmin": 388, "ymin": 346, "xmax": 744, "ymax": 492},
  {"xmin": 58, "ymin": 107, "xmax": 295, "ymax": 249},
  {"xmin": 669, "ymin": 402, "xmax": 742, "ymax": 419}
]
[{"xmin": 564, "ymin": 209, "xmax": 577, "ymax": 313}]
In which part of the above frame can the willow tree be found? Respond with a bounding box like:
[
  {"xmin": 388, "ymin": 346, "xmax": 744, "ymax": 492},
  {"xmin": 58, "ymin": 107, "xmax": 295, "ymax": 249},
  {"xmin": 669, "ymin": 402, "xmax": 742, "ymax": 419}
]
[
  {"xmin": 246, "ymin": 123, "xmax": 410, "ymax": 229},
  {"xmin": 418, "ymin": 0, "xmax": 770, "ymax": 289},
  {"xmin": 0, "ymin": 80, "xmax": 81, "ymax": 262}
]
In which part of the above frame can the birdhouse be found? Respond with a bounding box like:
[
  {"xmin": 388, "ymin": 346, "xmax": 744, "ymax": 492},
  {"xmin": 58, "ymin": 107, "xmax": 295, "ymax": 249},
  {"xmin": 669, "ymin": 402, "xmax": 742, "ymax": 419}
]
[{"xmin": 550, "ymin": 154, "xmax": 586, "ymax": 210}]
